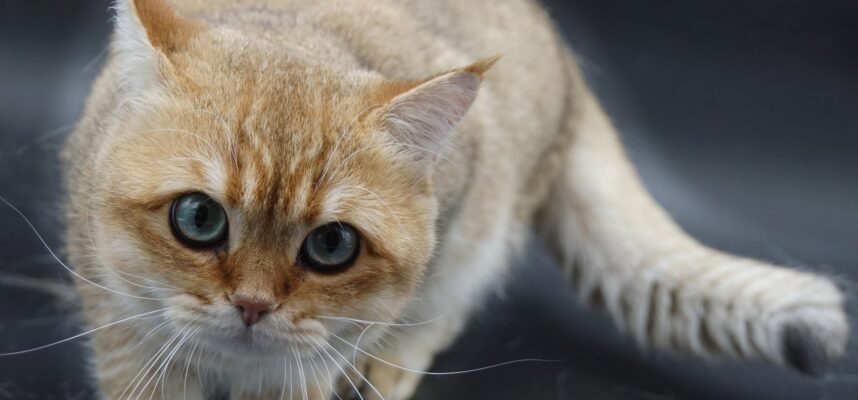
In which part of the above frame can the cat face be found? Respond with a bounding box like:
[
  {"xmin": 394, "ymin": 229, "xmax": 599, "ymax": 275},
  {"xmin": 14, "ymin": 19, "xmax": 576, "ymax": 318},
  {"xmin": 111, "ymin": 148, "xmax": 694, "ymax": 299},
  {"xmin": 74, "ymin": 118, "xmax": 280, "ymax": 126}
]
[{"xmin": 85, "ymin": 0, "xmax": 487, "ymax": 360}]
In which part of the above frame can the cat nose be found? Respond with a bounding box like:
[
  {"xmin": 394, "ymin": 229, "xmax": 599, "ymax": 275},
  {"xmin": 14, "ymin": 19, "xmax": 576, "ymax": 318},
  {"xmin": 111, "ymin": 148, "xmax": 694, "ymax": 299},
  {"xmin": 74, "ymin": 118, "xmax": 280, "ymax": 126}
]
[{"xmin": 232, "ymin": 297, "xmax": 272, "ymax": 326}]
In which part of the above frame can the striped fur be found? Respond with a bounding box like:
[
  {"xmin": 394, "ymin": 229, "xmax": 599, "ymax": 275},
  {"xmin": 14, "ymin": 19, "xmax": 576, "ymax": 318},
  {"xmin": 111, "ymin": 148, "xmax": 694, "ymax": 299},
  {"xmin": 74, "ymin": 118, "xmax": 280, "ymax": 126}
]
[
  {"xmin": 536, "ymin": 86, "xmax": 849, "ymax": 373},
  {"xmin": 61, "ymin": 0, "xmax": 848, "ymax": 399}
]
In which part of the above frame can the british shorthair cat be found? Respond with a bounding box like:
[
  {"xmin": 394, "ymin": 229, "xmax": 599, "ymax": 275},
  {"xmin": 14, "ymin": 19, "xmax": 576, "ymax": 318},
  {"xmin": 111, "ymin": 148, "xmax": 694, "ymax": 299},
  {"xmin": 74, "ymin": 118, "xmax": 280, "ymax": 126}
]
[{"xmin": 61, "ymin": 0, "xmax": 849, "ymax": 398}]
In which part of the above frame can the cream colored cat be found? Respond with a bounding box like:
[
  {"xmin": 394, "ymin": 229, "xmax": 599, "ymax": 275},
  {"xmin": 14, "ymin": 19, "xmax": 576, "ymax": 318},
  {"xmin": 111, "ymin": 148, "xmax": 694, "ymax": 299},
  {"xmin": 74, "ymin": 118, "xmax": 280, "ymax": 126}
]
[{"xmin": 62, "ymin": 0, "xmax": 849, "ymax": 398}]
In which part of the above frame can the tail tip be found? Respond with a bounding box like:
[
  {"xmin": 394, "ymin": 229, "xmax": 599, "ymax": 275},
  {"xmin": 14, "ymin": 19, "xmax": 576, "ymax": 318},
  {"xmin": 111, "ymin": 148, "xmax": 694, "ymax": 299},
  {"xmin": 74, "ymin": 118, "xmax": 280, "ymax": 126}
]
[{"xmin": 781, "ymin": 323, "xmax": 837, "ymax": 376}]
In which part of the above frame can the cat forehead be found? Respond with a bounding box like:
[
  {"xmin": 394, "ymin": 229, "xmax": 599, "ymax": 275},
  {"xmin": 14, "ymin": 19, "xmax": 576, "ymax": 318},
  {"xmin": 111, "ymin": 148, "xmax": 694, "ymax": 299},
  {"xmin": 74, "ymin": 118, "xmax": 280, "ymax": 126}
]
[
  {"xmin": 142, "ymin": 103, "xmax": 385, "ymax": 223},
  {"xmin": 181, "ymin": 71, "xmax": 374, "ymax": 153},
  {"xmin": 108, "ymin": 57, "xmax": 392, "ymax": 219}
]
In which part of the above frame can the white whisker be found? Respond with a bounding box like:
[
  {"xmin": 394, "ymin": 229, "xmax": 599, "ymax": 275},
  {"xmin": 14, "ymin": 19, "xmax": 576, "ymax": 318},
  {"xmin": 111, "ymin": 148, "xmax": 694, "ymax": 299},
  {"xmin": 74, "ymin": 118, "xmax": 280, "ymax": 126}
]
[
  {"xmin": 121, "ymin": 329, "xmax": 184, "ymax": 400},
  {"xmin": 178, "ymin": 109, "xmax": 237, "ymax": 168},
  {"xmin": 289, "ymin": 353, "xmax": 295, "ymax": 400},
  {"xmin": 352, "ymin": 322, "xmax": 375, "ymax": 367},
  {"xmin": 0, "ymin": 307, "xmax": 167, "ymax": 357},
  {"xmin": 155, "ymin": 328, "xmax": 197, "ymax": 400},
  {"xmin": 0, "ymin": 195, "xmax": 161, "ymax": 301},
  {"xmin": 329, "ymin": 331, "xmax": 562, "ymax": 376},
  {"xmin": 183, "ymin": 337, "xmax": 200, "ymax": 400},
  {"xmin": 131, "ymin": 319, "xmax": 172, "ymax": 352},
  {"xmin": 279, "ymin": 353, "xmax": 290, "ymax": 400},
  {"xmin": 312, "ymin": 344, "xmax": 344, "ymax": 400},
  {"xmin": 320, "ymin": 339, "xmax": 385, "ymax": 400},
  {"xmin": 317, "ymin": 313, "xmax": 447, "ymax": 328},
  {"xmin": 15, "ymin": 123, "xmax": 75, "ymax": 155},
  {"xmin": 314, "ymin": 103, "xmax": 384, "ymax": 197},
  {"xmin": 306, "ymin": 349, "xmax": 327, "ymax": 400},
  {"xmin": 319, "ymin": 313, "xmax": 451, "ymax": 365},
  {"xmin": 324, "ymin": 141, "xmax": 458, "ymax": 189},
  {"xmin": 85, "ymin": 191, "xmax": 174, "ymax": 293},
  {"xmin": 312, "ymin": 338, "xmax": 363, "ymax": 400},
  {"xmin": 293, "ymin": 344, "xmax": 309, "ymax": 400},
  {"xmin": 137, "ymin": 328, "xmax": 192, "ymax": 400},
  {"xmin": 337, "ymin": 185, "xmax": 397, "ymax": 218}
]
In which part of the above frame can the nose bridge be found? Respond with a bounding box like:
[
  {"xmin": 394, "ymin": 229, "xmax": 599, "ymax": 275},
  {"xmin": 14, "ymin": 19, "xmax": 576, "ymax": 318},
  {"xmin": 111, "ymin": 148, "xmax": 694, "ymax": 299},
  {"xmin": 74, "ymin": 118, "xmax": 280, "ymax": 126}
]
[
  {"xmin": 227, "ymin": 246, "xmax": 295, "ymax": 301},
  {"xmin": 231, "ymin": 273, "xmax": 277, "ymax": 303}
]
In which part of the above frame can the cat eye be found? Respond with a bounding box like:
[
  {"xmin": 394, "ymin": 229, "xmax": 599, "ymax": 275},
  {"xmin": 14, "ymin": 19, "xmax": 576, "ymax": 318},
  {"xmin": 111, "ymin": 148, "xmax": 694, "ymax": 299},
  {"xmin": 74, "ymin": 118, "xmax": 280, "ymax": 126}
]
[
  {"xmin": 169, "ymin": 193, "xmax": 228, "ymax": 248},
  {"xmin": 300, "ymin": 223, "xmax": 360, "ymax": 272}
]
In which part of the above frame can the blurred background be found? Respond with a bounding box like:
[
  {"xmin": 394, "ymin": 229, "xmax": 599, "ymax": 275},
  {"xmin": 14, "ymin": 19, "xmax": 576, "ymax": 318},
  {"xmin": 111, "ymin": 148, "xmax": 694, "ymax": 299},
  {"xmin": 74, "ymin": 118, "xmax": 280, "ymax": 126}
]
[{"xmin": 1, "ymin": 0, "xmax": 857, "ymax": 399}]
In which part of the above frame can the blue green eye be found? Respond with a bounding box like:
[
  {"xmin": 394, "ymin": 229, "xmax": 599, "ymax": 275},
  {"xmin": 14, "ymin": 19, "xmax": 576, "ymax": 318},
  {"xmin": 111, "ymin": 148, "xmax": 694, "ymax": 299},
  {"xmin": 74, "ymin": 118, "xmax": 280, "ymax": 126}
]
[
  {"xmin": 300, "ymin": 223, "xmax": 360, "ymax": 272},
  {"xmin": 169, "ymin": 193, "xmax": 228, "ymax": 247}
]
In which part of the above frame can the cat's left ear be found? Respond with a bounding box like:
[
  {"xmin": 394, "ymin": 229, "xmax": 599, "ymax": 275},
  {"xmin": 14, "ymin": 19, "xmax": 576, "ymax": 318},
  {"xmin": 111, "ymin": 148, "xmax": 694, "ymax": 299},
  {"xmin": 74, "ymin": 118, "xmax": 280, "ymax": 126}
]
[
  {"xmin": 113, "ymin": 0, "xmax": 204, "ymax": 96},
  {"xmin": 376, "ymin": 57, "xmax": 498, "ymax": 166}
]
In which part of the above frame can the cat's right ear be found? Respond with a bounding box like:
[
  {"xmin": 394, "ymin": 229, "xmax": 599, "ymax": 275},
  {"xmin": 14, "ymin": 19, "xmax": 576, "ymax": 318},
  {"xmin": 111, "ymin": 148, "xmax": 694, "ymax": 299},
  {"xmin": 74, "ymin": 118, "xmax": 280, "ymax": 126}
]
[{"xmin": 112, "ymin": 0, "xmax": 203, "ymax": 97}]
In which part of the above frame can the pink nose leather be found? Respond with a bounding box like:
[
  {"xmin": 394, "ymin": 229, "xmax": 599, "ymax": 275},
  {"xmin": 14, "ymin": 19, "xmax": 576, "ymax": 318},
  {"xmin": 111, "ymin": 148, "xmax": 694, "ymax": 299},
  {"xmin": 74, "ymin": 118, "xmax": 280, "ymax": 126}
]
[{"xmin": 232, "ymin": 297, "xmax": 272, "ymax": 326}]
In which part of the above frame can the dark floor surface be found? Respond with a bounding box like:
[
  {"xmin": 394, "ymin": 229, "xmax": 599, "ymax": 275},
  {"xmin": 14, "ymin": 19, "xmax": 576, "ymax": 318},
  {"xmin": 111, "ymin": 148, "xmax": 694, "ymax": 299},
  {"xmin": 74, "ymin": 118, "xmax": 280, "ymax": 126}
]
[{"xmin": 1, "ymin": 1, "xmax": 857, "ymax": 399}]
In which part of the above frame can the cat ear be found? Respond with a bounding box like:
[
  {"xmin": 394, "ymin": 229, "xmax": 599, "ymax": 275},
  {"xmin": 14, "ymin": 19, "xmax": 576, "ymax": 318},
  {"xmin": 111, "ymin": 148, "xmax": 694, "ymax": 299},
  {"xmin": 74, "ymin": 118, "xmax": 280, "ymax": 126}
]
[
  {"xmin": 112, "ymin": 0, "xmax": 202, "ymax": 96},
  {"xmin": 378, "ymin": 57, "xmax": 498, "ymax": 165}
]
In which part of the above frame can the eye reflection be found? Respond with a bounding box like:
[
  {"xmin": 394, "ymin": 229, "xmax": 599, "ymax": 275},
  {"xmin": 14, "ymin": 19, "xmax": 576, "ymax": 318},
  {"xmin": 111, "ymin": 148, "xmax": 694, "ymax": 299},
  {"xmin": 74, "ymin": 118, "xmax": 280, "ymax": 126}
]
[
  {"xmin": 169, "ymin": 193, "xmax": 228, "ymax": 247},
  {"xmin": 300, "ymin": 223, "xmax": 360, "ymax": 272}
]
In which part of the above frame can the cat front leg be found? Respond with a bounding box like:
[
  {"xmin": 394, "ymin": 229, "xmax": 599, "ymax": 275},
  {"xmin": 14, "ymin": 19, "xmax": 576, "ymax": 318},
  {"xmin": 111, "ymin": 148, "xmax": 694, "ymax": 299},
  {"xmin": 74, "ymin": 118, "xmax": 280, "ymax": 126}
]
[{"xmin": 536, "ymin": 84, "xmax": 849, "ymax": 374}]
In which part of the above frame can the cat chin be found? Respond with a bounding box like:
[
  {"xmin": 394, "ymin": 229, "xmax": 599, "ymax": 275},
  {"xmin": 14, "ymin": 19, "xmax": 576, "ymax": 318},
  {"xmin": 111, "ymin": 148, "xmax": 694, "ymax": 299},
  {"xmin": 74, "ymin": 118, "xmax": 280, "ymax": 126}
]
[
  {"xmin": 204, "ymin": 358, "xmax": 336, "ymax": 399},
  {"xmin": 195, "ymin": 339, "xmax": 334, "ymax": 389},
  {"xmin": 196, "ymin": 328, "xmax": 324, "ymax": 360}
]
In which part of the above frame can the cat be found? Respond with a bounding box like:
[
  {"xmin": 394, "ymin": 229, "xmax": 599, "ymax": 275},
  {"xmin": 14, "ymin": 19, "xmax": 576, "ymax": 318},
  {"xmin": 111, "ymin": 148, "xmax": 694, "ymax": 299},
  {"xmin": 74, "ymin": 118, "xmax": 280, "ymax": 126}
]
[{"xmin": 61, "ymin": 0, "xmax": 849, "ymax": 398}]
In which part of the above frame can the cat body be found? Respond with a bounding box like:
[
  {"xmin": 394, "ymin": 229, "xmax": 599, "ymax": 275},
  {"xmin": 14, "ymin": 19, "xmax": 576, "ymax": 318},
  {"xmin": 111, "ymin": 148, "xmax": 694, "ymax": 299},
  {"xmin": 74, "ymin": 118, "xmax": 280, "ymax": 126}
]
[{"xmin": 62, "ymin": 0, "xmax": 848, "ymax": 399}]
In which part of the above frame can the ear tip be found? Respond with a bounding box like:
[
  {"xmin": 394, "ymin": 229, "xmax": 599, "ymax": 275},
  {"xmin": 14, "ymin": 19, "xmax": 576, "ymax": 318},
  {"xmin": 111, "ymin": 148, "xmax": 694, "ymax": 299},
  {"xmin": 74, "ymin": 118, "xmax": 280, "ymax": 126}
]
[{"xmin": 462, "ymin": 55, "xmax": 501, "ymax": 79}]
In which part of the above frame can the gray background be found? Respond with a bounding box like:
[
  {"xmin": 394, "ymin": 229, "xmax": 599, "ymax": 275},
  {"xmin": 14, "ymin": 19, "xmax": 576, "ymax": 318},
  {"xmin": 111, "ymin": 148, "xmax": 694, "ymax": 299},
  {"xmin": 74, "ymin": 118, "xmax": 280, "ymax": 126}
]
[{"xmin": 1, "ymin": 0, "xmax": 856, "ymax": 399}]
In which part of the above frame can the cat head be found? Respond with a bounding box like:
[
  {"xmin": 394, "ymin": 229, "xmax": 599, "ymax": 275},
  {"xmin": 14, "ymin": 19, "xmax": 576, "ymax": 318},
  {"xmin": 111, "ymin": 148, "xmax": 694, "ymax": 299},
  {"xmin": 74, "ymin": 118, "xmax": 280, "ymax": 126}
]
[{"xmin": 89, "ymin": 0, "xmax": 493, "ymax": 359}]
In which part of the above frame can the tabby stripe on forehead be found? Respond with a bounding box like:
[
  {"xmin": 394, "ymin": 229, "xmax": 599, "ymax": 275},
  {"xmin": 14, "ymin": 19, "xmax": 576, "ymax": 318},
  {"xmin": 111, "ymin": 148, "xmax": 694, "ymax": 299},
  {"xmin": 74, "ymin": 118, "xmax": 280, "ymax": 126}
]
[
  {"xmin": 303, "ymin": 172, "xmax": 326, "ymax": 223},
  {"xmin": 224, "ymin": 156, "xmax": 245, "ymax": 207},
  {"xmin": 224, "ymin": 80, "xmax": 256, "ymax": 207},
  {"xmin": 283, "ymin": 163, "xmax": 317, "ymax": 222},
  {"xmin": 245, "ymin": 147, "xmax": 270, "ymax": 211}
]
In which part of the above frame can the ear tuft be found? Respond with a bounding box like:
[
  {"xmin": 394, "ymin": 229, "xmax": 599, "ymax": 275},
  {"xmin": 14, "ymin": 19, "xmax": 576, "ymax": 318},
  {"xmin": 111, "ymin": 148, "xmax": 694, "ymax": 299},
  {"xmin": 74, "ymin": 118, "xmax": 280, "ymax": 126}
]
[{"xmin": 379, "ymin": 59, "xmax": 496, "ymax": 165}]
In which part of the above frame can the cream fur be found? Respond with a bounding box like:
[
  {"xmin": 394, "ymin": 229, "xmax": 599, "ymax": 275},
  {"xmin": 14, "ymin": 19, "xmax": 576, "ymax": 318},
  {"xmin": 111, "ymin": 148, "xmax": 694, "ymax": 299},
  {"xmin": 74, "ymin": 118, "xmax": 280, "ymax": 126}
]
[{"xmin": 62, "ymin": 0, "xmax": 849, "ymax": 399}]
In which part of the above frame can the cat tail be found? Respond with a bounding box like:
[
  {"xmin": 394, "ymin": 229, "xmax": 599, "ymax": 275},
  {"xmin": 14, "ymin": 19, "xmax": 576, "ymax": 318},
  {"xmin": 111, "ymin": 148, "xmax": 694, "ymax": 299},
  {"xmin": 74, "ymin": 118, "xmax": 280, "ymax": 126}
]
[{"xmin": 534, "ymin": 59, "xmax": 849, "ymax": 375}]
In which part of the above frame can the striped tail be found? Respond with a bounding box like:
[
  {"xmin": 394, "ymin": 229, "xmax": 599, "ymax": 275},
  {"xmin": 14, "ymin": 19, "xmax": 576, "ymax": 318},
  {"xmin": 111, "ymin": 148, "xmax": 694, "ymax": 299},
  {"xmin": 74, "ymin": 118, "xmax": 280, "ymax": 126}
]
[{"xmin": 537, "ymin": 72, "xmax": 849, "ymax": 374}]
